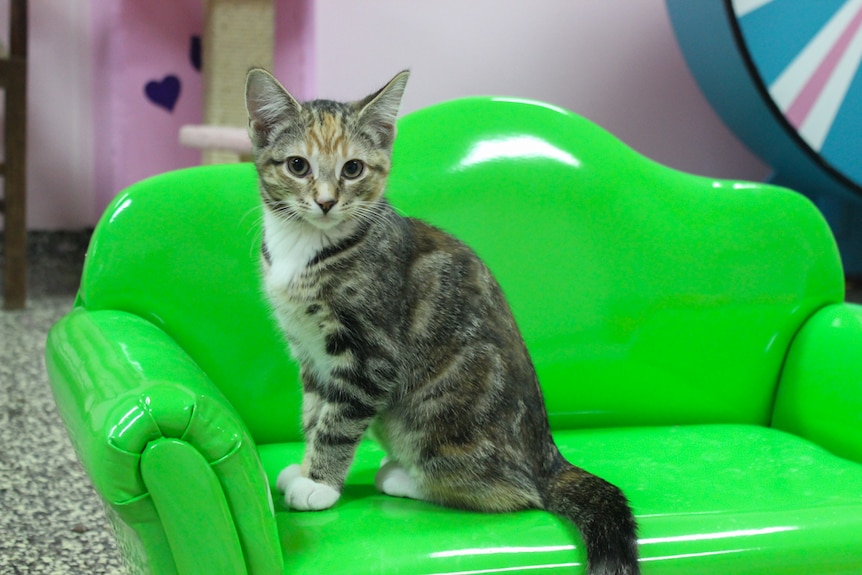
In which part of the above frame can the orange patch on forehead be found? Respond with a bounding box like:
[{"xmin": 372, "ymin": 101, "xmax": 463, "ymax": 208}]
[{"xmin": 304, "ymin": 113, "xmax": 349, "ymax": 157}]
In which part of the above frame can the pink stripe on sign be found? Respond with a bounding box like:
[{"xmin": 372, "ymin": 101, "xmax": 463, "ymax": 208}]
[{"xmin": 785, "ymin": 4, "xmax": 862, "ymax": 129}]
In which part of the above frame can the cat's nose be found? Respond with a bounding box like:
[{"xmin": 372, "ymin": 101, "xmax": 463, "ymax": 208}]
[{"xmin": 316, "ymin": 199, "xmax": 337, "ymax": 214}]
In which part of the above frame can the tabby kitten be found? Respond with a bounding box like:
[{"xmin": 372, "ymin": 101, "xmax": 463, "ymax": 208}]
[{"xmin": 245, "ymin": 68, "xmax": 640, "ymax": 575}]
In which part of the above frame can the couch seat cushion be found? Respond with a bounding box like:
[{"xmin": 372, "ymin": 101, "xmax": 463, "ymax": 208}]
[{"xmin": 257, "ymin": 424, "xmax": 862, "ymax": 574}]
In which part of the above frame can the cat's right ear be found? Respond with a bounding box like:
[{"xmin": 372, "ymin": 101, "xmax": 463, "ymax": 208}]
[{"xmin": 245, "ymin": 68, "xmax": 302, "ymax": 148}]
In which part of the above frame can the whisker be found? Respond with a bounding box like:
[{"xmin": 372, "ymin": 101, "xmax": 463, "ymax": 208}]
[
  {"xmin": 240, "ymin": 203, "xmax": 262, "ymax": 227},
  {"xmin": 351, "ymin": 203, "xmax": 393, "ymax": 231},
  {"xmin": 241, "ymin": 205, "xmax": 266, "ymax": 261},
  {"xmin": 248, "ymin": 224, "xmax": 265, "ymax": 261},
  {"xmin": 272, "ymin": 201, "xmax": 302, "ymax": 223},
  {"xmin": 387, "ymin": 203, "xmax": 408, "ymax": 217}
]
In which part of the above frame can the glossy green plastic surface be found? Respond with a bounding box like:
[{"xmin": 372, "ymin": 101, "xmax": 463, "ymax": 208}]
[
  {"xmin": 142, "ymin": 438, "xmax": 247, "ymax": 574},
  {"xmin": 258, "ymin": 425, "xmax": 862, "ymax": 575},
  {"xmin": 47, "ymin": 307, "xmax": 283, "ymax": 575},
  {"xmin": 45, "ymin": 96, "xmax": 862, "ymax": 574},
  {"xmin": 387, "ymin": 97, "xmax": 844, "ymax": 430},
  {"xmin": 773, "ymin": 302, "xmax": 862, "ymax": 462}
]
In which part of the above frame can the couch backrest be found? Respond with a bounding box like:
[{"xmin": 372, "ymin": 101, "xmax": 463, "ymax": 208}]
[{"xmin": 79, "ymin": 97, "xmax": 844, "ymax": 445}]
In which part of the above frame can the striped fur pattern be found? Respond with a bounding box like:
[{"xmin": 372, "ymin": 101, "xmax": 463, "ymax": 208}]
[{"xmin": 245, "ymin": 68, "xmax": 639, "ymax": 575}]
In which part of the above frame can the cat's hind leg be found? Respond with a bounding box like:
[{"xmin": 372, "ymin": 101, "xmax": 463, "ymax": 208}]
[{"xmin": 375, "ymin": 458, "xmax": 424, "ymax": 500}]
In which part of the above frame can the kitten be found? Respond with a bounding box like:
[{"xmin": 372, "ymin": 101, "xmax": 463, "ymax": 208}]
[{"xmin": 245, "ymin": 68, "xmax": 640, "ymax": 575}]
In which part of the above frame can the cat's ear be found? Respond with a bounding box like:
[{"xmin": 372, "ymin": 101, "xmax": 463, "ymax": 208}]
[
  {"xmin": 245, "ymin": 68, "xmax": 302, "ymax": 148},
  {"xmin": 356, "ymin": 70, "xmax": 410, "ymax": 148}
]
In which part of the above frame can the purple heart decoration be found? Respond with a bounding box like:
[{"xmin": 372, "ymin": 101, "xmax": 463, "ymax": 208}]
[{"xmin": 145, "ymin": 75, "xmax": 181, "ymax": 112}]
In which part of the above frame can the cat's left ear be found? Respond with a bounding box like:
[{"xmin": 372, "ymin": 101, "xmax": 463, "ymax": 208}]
[{"xmin": 356, "ymin": 70, "xmax": 410, "ymax": 148}]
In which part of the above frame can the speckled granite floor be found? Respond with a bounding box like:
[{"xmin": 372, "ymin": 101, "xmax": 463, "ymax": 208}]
[
  {"xmin": 1, "ymin": 231, "xmax": 861, "ymax": 575},
  {"xmin": 1, "ymin": 230, "xmax": 125, "ymax": 574}
]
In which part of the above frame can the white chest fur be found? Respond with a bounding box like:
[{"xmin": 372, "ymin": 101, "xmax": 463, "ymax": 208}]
[
  {"xmin": 262, "ymin": 211, "xmax": 350, "ymax": 373},
  {"xmin": 262, "ymin": 210, "xmax": 328, "ymax": 290}
]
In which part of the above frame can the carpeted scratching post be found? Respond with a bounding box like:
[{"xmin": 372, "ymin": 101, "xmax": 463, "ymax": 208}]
[{"xmin": 192, "ymin": 0, "xmax": 273, "ymax": 164}]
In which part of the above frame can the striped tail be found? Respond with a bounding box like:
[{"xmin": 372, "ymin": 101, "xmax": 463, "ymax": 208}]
[{"xmin": 541, "ymin": 462, "xmax": 639, "ymax": 575}]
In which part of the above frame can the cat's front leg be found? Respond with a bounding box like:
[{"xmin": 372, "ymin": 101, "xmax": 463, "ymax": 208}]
[
  {"xmin": 276, "ymin": 464, "xmax": 340, "ymax": 510},
  {"xmin": 276, "ymin": 375, "xmax": 340, "ymax": 510},
  {"xmin": 278, "ymin": 386, "xmax": 377, "ymax": 511}
]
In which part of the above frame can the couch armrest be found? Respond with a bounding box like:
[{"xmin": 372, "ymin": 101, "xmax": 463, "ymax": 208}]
[
  {"xmin": 772, "ymin": 303, "xmax": 862, "ymax": 463},
  {"xmin": 46, "ymin": 308, "xmax": 282, "ymax": 575}
]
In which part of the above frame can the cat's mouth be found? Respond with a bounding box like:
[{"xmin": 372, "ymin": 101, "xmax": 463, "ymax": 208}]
[{"xmin": 304, "ymin": 206, "xmax": 347, "ymax": 231}]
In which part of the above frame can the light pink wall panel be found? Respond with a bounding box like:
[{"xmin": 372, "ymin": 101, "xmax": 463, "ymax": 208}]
[
  {"xmin": 91, "ymin": 1, "xmax": 205, "ymax": 215},
  {"xmin": 9, "ymin": 0, "xmax": 769, "ymax": 229},
  {"xmin": 314, "ymin": 0, "xmax": 770, "ymax": 182}
]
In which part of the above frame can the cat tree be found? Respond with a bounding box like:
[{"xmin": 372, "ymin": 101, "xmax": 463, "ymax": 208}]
[{"xmin": 180, "ymin": 0, "xmax": 267, "ymax": 162}]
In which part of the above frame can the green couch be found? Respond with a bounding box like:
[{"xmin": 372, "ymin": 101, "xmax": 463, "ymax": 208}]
[{"xmin": 46, "ymin": 97, "xmax": 862, "ymax": 574}]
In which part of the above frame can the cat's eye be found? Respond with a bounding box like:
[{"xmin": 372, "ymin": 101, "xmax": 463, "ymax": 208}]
[
  {"xmin": 286, "ymin": 156, "xmax": 311, "ymax": 177},
  {"xmin": 341, "ymin": 159, "xmax": 364, "ymax": 180}
]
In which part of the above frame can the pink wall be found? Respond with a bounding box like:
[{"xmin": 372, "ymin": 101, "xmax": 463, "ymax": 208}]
[
  {"xmin": 4, "ymin": 0, "xmax": 312, "ymax": 230},
  {"xmin": 11, "ymin": 2, "xmax": 95, "ymax": 230},
  {"xmin": 13, "ymin": 0, "xmax": 768, "ymax": 230},
  {"xmin": 91, "ymin": 2, "xmax": 205, "ymax": 215},
  {"xmin": 90, "ymin": 0, "xmax": 315, "ymax": 215},
  {"xmin": 314, "ymin": 0, "xmax": 770, "ymax": 183}
]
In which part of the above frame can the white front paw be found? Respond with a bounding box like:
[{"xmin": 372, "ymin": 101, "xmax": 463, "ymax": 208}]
[{"xmin": 277, "ymin": 464, "xmax": 340, "ymax": 511}]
